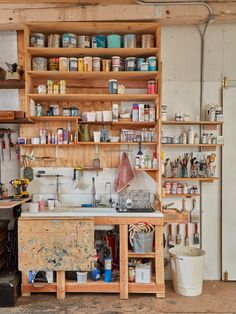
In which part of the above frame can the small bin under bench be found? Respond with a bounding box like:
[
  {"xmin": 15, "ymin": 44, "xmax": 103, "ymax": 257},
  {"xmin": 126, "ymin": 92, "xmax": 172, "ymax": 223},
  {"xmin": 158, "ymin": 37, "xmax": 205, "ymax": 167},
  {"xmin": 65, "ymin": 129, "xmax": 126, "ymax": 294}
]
[{"xmin": 18, "ymin": 216, "xmax": 165, "ymax": 299}]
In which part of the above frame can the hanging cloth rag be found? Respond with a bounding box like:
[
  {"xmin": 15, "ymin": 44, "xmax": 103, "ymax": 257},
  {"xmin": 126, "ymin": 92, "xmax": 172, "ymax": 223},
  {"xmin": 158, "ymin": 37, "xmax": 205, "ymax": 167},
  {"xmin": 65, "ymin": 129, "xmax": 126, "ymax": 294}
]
[{"xmin": 114, "ymin": 152, "xmax": 134, "ymax": 193}]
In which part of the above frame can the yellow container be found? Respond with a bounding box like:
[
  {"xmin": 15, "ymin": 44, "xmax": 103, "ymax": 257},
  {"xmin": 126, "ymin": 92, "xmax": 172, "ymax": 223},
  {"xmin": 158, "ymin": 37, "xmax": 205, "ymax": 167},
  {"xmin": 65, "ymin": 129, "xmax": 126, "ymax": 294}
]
[{"xmin": 78, "ymin": 58, "xmax": 84, "ymax": 72}]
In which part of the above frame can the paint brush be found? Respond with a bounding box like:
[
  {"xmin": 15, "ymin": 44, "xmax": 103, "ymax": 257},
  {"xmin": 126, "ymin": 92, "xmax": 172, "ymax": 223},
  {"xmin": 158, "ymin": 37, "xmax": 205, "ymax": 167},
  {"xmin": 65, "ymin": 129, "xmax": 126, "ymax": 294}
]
[
  {"xmin": 176, "ymin": 224, "xmax": 181, "ymax": 245},
  {"xmin": 194, "ymin": 223, "xmax": 200, "ymax": 245},
  {"xmin": 168, "ymin": 224, "xmax": 174, "ymax": 248},
  {"xmin": 185, "ymin": 223, "xmax": 189, "ymax": 246}
]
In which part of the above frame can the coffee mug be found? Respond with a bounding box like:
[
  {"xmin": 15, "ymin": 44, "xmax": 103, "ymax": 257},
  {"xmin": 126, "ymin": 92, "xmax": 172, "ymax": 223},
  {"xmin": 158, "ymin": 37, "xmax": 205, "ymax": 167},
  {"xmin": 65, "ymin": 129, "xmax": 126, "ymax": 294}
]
[{"xmin": 94, "ymin": 131, "xmax": 101, "ymax": 142}]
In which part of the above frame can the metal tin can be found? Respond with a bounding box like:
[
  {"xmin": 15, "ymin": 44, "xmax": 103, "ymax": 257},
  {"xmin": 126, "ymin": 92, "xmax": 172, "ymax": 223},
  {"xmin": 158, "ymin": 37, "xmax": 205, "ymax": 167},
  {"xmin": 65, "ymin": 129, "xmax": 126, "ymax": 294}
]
[
  {"xmin": 47, "ymin": 34, "xmax": 61, "ymax": 48},
  {"xmin": 77, "ymin": 35, "xmax": 91, "ymax": 48},
  {"xmin": 112, "ymin": 56, "xmax": 121, "ymax": 66},
  {"xmin": 84, "ymin": 56, "xmax": 93, "ymax": 72},
  {"xmin": 123, "ymin": 34, "xmax": 136, "ymax": 48},
  {"xmin": 62, "ymin": 33, "xmax": 77, "ymax": 48},
  {"xmin": 30, "ymin": 33, "xmax": 45, "ymax": 47},
  {"xmin": 128, "ymin": 266, "xmax": 135, "ymax": 282},
  {"xmin": 102, "ymin": 59, "xmax": 111, "ymax": 72},
  {"xmin": 147, "ymin": 56, "xmax": 157, "ymax": 71},
  {"xmin": 48, "ymin": 58, "xmax": 59, "ymax": 71},
  {"xmin": 78, "ymin": 58, "xmax": 84, "ymax": 72},
  {"xmin": 107, "ymin": 34, "xmax": 121, "ymax": 48},
  {"xmin": 52, "ymin": 104, "xmax": 60, "ymax": 116},
  {"xmin": 125, "ymin": 57, "xmax": 136, "ymax": 71},
  {"xmin": 57, "ymin": 128, "xmax": 64, "ymax": 144},
  {"xmin": 39, "ymin": 128, "xmax": 47, "ymax": 144},
  {"xmin": 53, "ymin": 84, "xmax": 59, "ymax": 94},
  {"xmin": 108, "ymin": 79, "xmax": 118, "ymax": 94},
  {"xmin": 92, "ymin": 57, "xmax": 101, "ymax": 72},
  {"xmin": 63, "ymin": 108, "xmax": 70, "ymax": 116},
  {"xmin": 92, "ymin": 35, "xmax": 106, "ymax": 48},
  {"xmin": 69, "ymin": 57, "xmax": 78, "ymax": 71},
  {"xmin": 140, "ymin": 62, "xmax": 149, "ymax": 71},
  {"xmin": 32, "ymin": 57, "xmax": 47, "ymax": 71},
  {"xmin": 141, "ymin": 34, "xmax": 154, "ymax": 48},
  {"xmin": 59, "ymin": 80, "xmax": 66, "ymax": 94},
  {"xmin": 59, "ymin": 57, "xmax": 69, "ymax": 71},
  {"xmin": 137, "ymin": 58, "xmax": 145, "ymax": 71},
  {"xmin": 147, "ymin": 80, "xmax": 156, "ymax": 94},
  {"xmin": 70, "ymin": 107, "xmax": 78, "ymax": 116}
]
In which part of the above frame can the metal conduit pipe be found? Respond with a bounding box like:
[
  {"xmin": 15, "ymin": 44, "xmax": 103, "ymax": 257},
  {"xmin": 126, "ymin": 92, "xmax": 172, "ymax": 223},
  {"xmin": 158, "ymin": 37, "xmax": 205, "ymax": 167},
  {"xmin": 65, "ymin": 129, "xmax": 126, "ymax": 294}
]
[{"xmin": 135, "ymin": 0, "xmax": 215, "ymax": 249}]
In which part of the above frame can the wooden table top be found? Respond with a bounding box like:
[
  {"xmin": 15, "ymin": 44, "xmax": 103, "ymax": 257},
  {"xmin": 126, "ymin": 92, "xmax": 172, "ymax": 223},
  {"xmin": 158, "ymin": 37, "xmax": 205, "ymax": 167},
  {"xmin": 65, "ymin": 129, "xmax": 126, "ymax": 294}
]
[{"xmin": 0, "ymin": 198, "xmax": 31, "ymax": 209}]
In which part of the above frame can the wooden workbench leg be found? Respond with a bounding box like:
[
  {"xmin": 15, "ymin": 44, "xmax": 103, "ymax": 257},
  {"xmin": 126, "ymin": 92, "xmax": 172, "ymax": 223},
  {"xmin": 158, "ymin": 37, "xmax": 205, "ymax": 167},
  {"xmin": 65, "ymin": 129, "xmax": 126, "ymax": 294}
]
[
  {"xmin": 155, "ymin": 225, "xmax": 165, "ymax": 298},
  {"xmin": 57, "ymin": 271, "xmax": 65, "ymax": 299},
  {"xmin": 119, "ymin": 224, "xmax": 128, "ymax": 300},
  {"xmin": 21, "ymin": 272, "xmax": 30, "ymax": 297}
]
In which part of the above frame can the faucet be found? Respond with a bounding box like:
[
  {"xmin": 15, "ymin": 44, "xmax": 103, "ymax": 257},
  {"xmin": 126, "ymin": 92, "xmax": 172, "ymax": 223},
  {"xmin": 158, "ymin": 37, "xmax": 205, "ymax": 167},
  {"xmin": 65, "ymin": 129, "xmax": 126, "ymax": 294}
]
[
  {"xmin": 91, "ymin": 177, "xmax": 96, "ymax": 207},
  {"xmin": 105, "ymin": 181, "xmax": 112, "ymax": 207}
]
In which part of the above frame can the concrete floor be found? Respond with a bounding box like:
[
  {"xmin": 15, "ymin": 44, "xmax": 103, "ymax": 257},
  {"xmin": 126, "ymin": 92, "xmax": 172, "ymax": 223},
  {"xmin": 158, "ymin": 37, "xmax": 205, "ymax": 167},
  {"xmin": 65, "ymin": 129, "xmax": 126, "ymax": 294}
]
[{"xmin": 1, "ymin": 281, "xmax": 236, "ymax": 314}]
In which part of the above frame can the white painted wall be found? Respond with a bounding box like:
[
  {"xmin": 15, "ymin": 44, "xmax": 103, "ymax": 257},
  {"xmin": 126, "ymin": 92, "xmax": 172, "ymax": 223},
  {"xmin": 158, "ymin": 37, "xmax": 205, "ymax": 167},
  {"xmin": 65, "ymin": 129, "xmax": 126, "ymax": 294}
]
[{"xmin": 1, "ymin": 23, "xmax": 236, "ymax": 279}]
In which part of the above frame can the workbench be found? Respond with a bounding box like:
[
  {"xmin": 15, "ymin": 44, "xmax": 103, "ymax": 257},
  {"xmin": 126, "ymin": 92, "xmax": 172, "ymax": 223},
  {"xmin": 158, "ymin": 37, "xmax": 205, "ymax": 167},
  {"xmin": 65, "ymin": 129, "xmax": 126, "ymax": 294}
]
[
  {"xmin": 0, "ymin": 198, "xmax": 31, "ymax": 209},
  {"xmin": 19, "ymin": 210, "xmax": 165, "ymax": 300}
]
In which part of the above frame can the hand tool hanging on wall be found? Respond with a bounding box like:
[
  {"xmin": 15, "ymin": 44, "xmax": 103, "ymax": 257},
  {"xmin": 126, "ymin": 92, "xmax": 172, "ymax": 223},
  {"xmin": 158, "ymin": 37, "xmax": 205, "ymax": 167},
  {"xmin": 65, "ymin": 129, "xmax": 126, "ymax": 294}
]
[
  {"xmin": 185, "ymin": 224, "xmax": 189, "ymax": 246},
  {"xmin": 7, "ymin": 131, "xmax": 13, "ymax": 161},
  {"xmin": 193, "ymin": 223, "xmax": 200, "ymax": 245},
  {"xmin": 176, "ymin": 224, "xmax": 181, "ymax": 245},
  {"xmin": 168, "ymin": 224, "xmax": 174, "ymax": 248},
  {"xmin": 0, "ymin": 131, "xmax": 5, "ymax": 162},
  {"xmin": 190, "ymin": 198, "xmax": 200, "ymax": 223}
]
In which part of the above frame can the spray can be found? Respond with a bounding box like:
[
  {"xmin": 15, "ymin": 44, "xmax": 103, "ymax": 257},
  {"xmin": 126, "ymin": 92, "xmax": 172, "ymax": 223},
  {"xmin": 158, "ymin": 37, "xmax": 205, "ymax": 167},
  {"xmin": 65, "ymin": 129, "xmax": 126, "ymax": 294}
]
[{"xmin": 104, "ymin": 257, "xmax": 112, "ymax": 282}]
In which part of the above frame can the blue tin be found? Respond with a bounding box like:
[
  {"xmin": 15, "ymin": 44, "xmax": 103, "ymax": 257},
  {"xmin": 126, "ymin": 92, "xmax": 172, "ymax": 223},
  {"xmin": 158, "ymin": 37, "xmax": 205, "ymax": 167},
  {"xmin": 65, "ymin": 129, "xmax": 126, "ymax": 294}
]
[
  {"xmin": 137, "ymin": 58, "xmax": 145, "ymax": 71},
  {"xmin": 104, "ymin": 258, "xmax": 112, "ymax": 283},
  {"xmin": 107, "ymin": 34, "xmax": 121, "ymax": 48},
  {"xmin": 147, "ymin": 56, "xmax": 157, "ymax": 71},
  {"xmin": 92, "ymin": 35, "xmax": 106, "ymax": 48},
  {"xmin": 108, "ymin": 79, "xmax": 118, "ymax": 94}
]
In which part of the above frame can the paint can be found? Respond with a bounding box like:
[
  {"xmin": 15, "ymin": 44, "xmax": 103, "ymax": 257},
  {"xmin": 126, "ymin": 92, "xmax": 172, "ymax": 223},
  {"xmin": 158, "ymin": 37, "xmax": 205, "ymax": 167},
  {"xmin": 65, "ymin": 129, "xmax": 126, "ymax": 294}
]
[
  {"xmin": 112, "ymin": 65, "xmax": 121, "ymax": 72},
  {"xmin": 59, "ymin": 80, "xmax": 66, "ymax": 94},
  {"xmin": 92, "ymin": 35, "xmax": 106, "ymax": 48},
  {"xmin": 125, "ymin": 57, "xmax": 136, "ymax": 71},
  {"xmin": 112, "ymin": 56, "xmax": 121, "ymax": 66},
  {"xmin": 147, "ymin": 56, "xmax": 157, "ymax": 71},
  {"xmin": 77, "ymin": 35, "xmax": 91, "ymax": 48},
  {"xmin": 78, "ymin": 58, "xmax": 84, "ymax": 72},
  {"xmin": 147, "ymin": 80, "xmax": 156, "ymax": 94},
  {"xmin": 48, "ymin": 58, "xmax": 59, "ymax": 71},
  {"xmin": 102, "ymin": 59, "xmax": 111, "ymax": 72},
  {"xmin": 69, "ymin": 57, "xmax": 78, "ymax": 71},
  {"xmin": 47, "ymin": 34, "xmax": 61, "ymax": 48},
  {"xmin": 141, "ymin": 34, "xmax": 155, "ymax": 48},
  {"xmin": 108, "ymin": 79, "xmax": 118, "ymax": 94},
  {"xmin": 84, "ymin": 56, "xmax": 93, "ymax": 72},
  {"xmin": 137, "ymin": 58, "xmax": 145, "ymax": 71},
  {"xmin": 32, "ymin": 57, "xmax": 47, "ymax": 71},
  {"xmin": 30, "ymin": 33, "xmax": 45, "ymax": 47},
  {"xmin": 140, "ymin": 62, "xmax": 149, "ymax": 71},
  {"xmin": 62, "ymin": 33, "xmax": 77, "ymax": 48},
  {"xmin": 123, "ymin": 34, "xmax": 136, "ymax": 48},
  {"xmin": 92, "ymin": 57, "xmax": 101, "ymax": 72},
  {"xmin": 107, "ymin": 34, "xmax": 121, "ymax": 48},
  {"xmin": 59, "ymin": 57, "xmax": 69, "ymax": 71}
]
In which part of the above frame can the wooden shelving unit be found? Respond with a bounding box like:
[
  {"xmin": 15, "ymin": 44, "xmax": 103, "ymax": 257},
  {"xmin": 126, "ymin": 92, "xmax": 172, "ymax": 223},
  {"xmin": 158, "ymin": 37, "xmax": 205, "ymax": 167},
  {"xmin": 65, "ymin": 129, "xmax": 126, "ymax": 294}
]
[
  {"xmin": 163, "ymin": 193, "xmax": 200, "ymax": 198},
  {"xmin": 162, "ymin": 144, "xmax": 223, "ymax": 147},
  {"xmin": 163, "ymin": 177, "xmax": 219, "ymax": 182},
  {"xmin": 19, "ymin": 21, "xmax": 165, "ymax": 300},
  {"xmin": 162, "ymin": 120, "xmax": 223, "ymax": 125}
]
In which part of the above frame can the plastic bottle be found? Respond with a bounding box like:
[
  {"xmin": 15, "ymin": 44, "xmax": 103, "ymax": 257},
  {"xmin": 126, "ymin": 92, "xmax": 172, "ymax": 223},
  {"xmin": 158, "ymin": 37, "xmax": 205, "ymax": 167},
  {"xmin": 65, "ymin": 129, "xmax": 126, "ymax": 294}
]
[
  {"xmin": 152, "ymin": 152, "xmax": 158, "ymax": 169},
  {"xmin": 38, "ymin": 196, "xmax": 45, "ymax": 212},
  {"xmin": 182, "ymin": 132, "xmax": 187, "ymax": 144},
  {"xmin": 188, "ymin": 127, "xmax": 194, "ymax": 144},
  {"xmin": 144, "ymin": 148, "xmax": 152, "ymax": 169},
  {"xmin": 104, "ymin": 257, "xmax": 112, "ymax": 282},
  {"xmin": 194, "ymin": 133, "xmax": 199, "ymax": 144},
  {"xmin": 135, "ymin": 142, "xmax": 143, "ymax": 169}
]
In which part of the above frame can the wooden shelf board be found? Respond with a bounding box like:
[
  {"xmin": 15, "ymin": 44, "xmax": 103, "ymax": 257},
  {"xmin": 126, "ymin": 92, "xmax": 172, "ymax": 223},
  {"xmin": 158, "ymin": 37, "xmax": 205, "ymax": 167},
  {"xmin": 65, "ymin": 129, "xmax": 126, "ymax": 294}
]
[
  {"xmin": 128, "ymin": 251, "xmax": 156, "ymax": 258},
  {"xmin": 0, "ymin": 118, "xmax": 34, "ymax": 124},
  {"xmin": 27, "ymin": 47, "xmax": 159, "ymax": 58},
  {"xmin": 162, "ymin": 144, "xmax": 223, "ymax": 147},
  {"xmin": 128, "ymin": 281, "xmax": 164, "ymax": 293},
  {"xmin": 163, "ymin": 193, "xmax": 200, "ymax": 198},
  {"xmin": 28, "ymin": 71, "xmax": 158, "ymax": 81},
  {"xmin": 30, "ymin": 116, "xmax": 78, "ymax": 121},
  {"xmin": 21, "ymin": 283, "xmax": 57, "ymax": 293},
  {"xmin": 162, "ymin": 121, "xmax": 223, "ymax": 125},
  {"xmin": 135, "ymin": 168, "xmax": 158, "ymax": 172},
  {"xmin": 65, "ymin": 280, "xmax": 120, "ymax": 293},
  {"xmin": 163, "ymin": 177, "xmax": 219, "ymax": 182},
  {"xmin": 21, "ymin": 142, "xmax": 158, "ymax": 147},
  {"xmin": 27, "ymin": 94, "xmax": 158, "ymax": 101},
  {"xmin": 0, "ymin": 79, "xmax": 25, "ymax": 89}
]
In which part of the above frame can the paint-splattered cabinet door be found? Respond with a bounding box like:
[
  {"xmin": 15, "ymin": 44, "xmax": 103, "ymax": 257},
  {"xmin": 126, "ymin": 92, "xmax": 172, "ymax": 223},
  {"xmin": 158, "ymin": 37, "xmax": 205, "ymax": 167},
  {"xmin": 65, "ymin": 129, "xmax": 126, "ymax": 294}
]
[{"xmin": 18, "ymin": 218, "xmax": 94, "ymax": 271}]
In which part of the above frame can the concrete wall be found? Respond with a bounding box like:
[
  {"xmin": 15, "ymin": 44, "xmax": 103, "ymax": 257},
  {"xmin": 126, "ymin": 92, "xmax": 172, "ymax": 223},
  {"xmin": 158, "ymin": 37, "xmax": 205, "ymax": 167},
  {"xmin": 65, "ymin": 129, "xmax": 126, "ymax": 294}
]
[{"xmin": 1, "ymin": 23, "xmax": 236, "ymax": 279}]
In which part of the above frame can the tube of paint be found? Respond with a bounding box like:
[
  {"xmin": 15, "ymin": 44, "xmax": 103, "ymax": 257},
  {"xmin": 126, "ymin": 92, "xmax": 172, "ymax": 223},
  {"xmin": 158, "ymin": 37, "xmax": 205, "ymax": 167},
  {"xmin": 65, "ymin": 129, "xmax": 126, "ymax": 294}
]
[{"xmin": 104, "ymin": 258, "xmax": 112, "ymax": 282}]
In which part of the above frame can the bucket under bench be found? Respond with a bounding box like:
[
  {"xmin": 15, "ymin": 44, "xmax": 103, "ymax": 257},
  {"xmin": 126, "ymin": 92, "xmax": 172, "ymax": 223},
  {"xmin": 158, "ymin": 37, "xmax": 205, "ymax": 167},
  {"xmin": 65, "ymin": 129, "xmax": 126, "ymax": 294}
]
[{"xmin": 18, "ymin": 209, "xmax": 164, "ymax": 300}]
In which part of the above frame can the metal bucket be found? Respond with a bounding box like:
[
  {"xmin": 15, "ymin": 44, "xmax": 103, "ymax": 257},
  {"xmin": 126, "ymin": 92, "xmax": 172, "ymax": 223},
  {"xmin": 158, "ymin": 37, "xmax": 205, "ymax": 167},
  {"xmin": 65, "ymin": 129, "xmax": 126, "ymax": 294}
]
[{"xmin": 133, "ymin": 231, "xmax": 154, "ymax": 253}]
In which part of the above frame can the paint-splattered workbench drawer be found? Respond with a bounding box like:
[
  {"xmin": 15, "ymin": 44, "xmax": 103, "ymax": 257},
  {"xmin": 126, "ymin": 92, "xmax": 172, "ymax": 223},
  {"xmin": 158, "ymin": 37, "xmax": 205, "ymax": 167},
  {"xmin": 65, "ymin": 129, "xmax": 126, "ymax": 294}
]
[{"xmin": 18, "ymin": 217, "xmax": 94, "ymax": 271}]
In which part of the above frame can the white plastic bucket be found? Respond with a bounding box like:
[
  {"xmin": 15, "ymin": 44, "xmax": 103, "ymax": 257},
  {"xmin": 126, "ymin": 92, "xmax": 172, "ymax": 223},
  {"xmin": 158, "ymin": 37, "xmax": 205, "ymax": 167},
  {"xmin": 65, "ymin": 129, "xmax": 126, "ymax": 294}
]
[{"xmin": 169, "ymin": 246, "xmax": 205, "ymax": 296}]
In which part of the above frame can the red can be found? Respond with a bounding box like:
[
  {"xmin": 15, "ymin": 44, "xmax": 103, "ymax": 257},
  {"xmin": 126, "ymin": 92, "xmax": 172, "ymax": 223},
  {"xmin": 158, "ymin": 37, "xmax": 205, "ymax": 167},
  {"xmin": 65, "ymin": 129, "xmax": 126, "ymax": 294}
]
[{"xmin": 147, "ymin": 80, "xmax": 156, "ymax": 94}]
